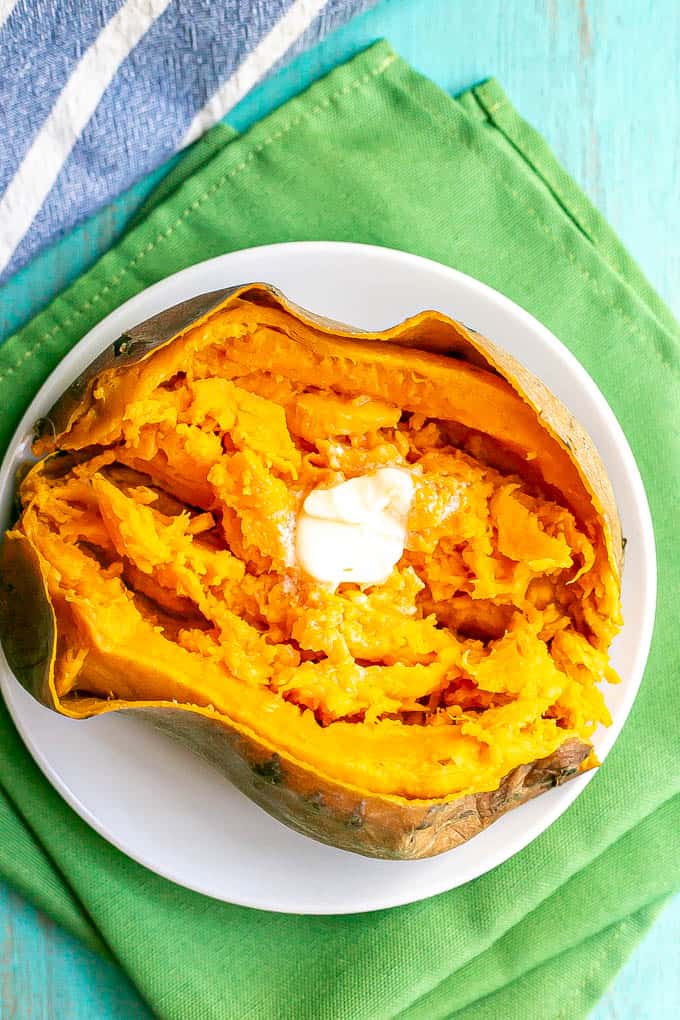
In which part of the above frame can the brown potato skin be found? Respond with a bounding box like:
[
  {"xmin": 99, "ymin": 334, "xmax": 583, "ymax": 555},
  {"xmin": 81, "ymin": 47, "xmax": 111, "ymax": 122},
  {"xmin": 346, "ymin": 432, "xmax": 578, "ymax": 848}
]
[
  {"xmin": 34, "ymin": 283, "xmax": 623, "ymax": 576},
  {"xmin": 0, "ymin": 285, "xmax": 619, "ymax": 859},
  {"xmin": 0, "ymin": 530, "xmax": 592, "ymax": 859},
  {"xmin": 137, "ymin": 708, "xmax": 593, "ymax": 859}
]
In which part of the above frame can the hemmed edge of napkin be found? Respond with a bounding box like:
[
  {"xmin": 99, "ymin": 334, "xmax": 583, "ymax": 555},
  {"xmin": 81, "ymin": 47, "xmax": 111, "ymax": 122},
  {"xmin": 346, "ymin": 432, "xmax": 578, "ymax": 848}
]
[
  {"xmin": 0, "ymin": 37, "xmax": 676, "ymax": 1020},
  {"xmin": 463, "ymin": 78, "xmax": 680, "ymax": 342}
]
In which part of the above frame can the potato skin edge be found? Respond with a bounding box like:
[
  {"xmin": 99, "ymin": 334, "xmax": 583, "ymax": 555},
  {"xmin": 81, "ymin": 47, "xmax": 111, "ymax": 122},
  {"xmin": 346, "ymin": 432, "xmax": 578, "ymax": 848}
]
[
  {"xmin": 134, "ymin": 708, "xmax": 593, "ymax": 859},
  {"xmin": 33, "ymin": 282, "xmax": 624, "ymax": 580},
  {"xmin": 0, "ymin": 531, "xmax": 594, "ymax": 860},
  {"xmin": 0, "ymin": 531, "xmax": 57, "ymax": 709},
  {"xmin": 1, "ymin": 283, "xmax": 616, "ymax": 859}
]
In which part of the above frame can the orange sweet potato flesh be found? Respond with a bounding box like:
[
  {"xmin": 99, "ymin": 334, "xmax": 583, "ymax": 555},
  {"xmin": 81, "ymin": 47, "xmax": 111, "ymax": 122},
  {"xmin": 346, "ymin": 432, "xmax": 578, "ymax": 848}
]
[{"xmin": 0, "ymin": 284, "xmax": 623, "ymax": 858}]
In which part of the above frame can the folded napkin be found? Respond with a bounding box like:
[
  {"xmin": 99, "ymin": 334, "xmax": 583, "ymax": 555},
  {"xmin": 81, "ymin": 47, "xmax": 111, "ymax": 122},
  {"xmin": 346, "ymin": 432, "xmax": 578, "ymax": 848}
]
[
  {"xmin": 1, "ymin": 41, "xmax": 678, "ymax": 1020},
  {"xmin": 0, "ymin": 0, "xmax": 371, "ymax": 282}
]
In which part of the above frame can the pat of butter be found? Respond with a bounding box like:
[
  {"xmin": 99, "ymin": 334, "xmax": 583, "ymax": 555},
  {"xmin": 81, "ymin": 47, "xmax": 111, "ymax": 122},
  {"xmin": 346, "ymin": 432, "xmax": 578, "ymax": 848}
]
[{"xmin": 296, "ymin": 467, "xmax": 414, "ymax": 588}]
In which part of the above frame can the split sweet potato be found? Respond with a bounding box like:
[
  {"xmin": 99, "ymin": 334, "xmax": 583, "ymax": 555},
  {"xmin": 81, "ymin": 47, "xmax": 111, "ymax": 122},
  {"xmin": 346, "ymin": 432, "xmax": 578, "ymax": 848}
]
[{"xmin": 0, "ymin": 284, "xmax": 623, "ymax": 858}]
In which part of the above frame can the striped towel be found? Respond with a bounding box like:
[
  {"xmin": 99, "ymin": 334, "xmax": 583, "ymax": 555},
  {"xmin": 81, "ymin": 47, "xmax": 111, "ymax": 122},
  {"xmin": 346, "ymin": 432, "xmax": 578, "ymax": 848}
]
[{"xmin": 0, "ymin": 0, "xmax": 372, "ymax": 283}]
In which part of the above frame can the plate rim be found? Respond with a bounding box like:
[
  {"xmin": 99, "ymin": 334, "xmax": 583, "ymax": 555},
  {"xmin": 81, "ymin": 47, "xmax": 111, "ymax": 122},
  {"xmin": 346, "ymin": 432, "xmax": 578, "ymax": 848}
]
[{"xmin": 0, "ymin": 240, "xmax": 657, "ymax": 914}]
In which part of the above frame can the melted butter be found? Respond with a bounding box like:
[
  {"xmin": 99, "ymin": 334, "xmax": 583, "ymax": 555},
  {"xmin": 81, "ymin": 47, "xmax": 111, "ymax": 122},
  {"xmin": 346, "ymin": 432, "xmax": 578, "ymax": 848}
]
[{"xmin": 295, "ymin": 468, "xmax": 414, "ymax": 588}]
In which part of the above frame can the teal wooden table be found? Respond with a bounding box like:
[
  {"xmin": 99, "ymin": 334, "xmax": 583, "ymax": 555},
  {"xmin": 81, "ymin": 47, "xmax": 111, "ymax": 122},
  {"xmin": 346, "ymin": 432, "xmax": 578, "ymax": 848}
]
[{"xmin": 1, "ymin": 0, "xmax": 678, "ymax": 1016}]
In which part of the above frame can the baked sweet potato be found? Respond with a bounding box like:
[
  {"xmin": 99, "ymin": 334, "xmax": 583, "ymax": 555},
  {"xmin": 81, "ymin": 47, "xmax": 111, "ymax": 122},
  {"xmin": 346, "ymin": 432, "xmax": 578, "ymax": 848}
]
[{"xmin": 0, "ymin": 284, "xmax": 623, "ymax": 858}]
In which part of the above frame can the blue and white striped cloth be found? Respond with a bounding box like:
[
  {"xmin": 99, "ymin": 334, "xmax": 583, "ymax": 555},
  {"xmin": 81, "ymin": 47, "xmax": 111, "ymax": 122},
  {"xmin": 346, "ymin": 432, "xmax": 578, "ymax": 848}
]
[{"xmin": 0, "ymin": 0, "xmax": 372, "ymax": 282}]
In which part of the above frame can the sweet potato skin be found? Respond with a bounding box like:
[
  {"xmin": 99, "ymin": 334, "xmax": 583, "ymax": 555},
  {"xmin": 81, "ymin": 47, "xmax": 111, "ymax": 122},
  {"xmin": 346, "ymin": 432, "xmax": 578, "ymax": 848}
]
[
  {"xmin": 139, "ymin": 708, "xmax": 593, "ymax": 858},
  {"xmin": 0, "ymin": 531, "xmax": 56, "ymax": 708},
  {"xmin": 0, "ymin": 284, "xmax": 620, "ymax": 859},
  {"xmin": 34, "ymin": 283, "xmax": 623, "ymax": 576},
  {"xmin": 0, "ymin": 533, "xmax": 592, "ymax": 859}
]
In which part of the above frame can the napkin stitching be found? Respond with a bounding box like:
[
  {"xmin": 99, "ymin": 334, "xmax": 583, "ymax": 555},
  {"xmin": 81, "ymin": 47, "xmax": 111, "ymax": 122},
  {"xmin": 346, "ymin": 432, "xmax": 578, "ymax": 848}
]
[
  {"xmin": 491, "ymin": 187, "xmax": 678, "ymax": 364},
  {"xmin": 416, "ymin": 98, "xmax": 677, "ymax": 364},
  {"xmin": 467, "ymin": 82, "xmax": 595, "ymax": 246},
  {"xmin": 0, "ymin": 51, "xmax": 397, "ymax": 387},
  {"xmin": 0, "ymin": 47, "xmax": 673, "ymax": 1017},
  {"xmin": 3, "ymin": 45, "xmax": 675, "ymax": 388}
]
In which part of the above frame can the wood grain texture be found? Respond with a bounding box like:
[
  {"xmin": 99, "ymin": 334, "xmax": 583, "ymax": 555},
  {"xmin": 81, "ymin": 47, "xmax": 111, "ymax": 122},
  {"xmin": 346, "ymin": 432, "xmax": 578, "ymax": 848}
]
[
  {"xmin": 0, "ymin": 884, "xmax": 148, "ymax": 1019},
  {"xmin": 0, "ymin": 0, "xmax": 678, "ymax": 1016}
]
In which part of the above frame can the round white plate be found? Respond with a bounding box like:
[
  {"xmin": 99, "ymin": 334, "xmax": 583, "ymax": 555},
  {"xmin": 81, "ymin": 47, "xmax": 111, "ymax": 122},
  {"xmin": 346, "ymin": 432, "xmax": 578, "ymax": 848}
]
[{"xmin": 0, "ymin": 242, "xmax": 656, "ymax": 914}]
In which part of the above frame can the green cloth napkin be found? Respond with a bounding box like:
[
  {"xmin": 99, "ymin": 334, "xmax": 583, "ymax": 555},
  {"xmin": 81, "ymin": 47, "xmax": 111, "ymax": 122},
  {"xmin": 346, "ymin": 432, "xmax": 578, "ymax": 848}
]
[{"xmin": 1, "ymin": 40, "xmax": 678, "ymax": 1020}]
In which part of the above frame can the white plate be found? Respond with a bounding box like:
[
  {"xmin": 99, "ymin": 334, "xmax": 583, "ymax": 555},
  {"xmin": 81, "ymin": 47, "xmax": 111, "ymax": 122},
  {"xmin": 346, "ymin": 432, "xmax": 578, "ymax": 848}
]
[{"xmin": 0, "ymin": 242, "xmax": 656, "ymax": 914}]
